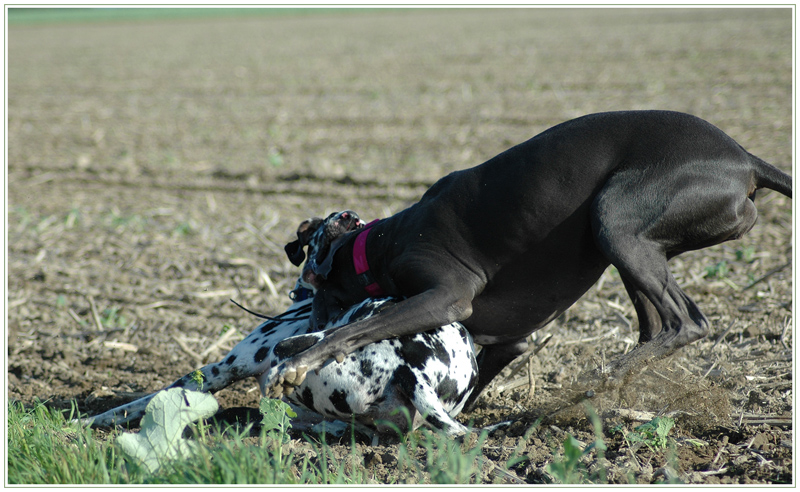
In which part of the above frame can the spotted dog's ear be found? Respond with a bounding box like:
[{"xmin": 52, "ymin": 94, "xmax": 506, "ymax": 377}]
[{"xmin": 285, "ymin": 217, "xmax": 324, "ymax": 266}]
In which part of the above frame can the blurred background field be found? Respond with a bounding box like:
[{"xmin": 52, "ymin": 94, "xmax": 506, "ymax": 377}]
[
  {"xmin": 7, "ymin": 7, "xmax": 793, "ymax": 484},
  {"xmin": 7, "ymin": 7, "xmax": 350, "ymax": 24}
]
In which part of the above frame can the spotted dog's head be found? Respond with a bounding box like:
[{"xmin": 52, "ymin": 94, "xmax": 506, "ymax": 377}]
[{"xmin": 284, "ymin": 210, "xmax": 364, "ymax": 291}]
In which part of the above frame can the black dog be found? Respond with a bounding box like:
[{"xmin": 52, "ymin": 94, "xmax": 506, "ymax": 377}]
[{"xmin": 273, "ymin": 110, "xmax": 792, "ymax": 407}]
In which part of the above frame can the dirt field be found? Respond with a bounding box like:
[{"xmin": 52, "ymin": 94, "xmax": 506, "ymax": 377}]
[{"xmin": 7, "ymin": 8, "xmax": 793, "ymax": 484}]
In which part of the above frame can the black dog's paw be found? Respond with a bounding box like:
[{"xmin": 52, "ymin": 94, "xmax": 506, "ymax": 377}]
[{"xmin": 259, "ymin": 363, "xmax": 310, "ymax": 399}]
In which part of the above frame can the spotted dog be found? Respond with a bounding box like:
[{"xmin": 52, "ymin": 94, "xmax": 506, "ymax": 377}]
[{"xmin": 80, "ymin": 212, "xmax": 478, "ymax": 438}]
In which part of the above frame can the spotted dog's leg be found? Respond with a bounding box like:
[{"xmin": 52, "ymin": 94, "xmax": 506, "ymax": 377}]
[
  {"xmin": 79, "ymin": 300, "xmax": 314, "ymax": 427},
  {"xmin": 405, "ymin": 382, "xmax": 470, "ymax": 437},
  {"xmin": 394, "ymin": 325, "xmax": 476, "ymax": 437}
]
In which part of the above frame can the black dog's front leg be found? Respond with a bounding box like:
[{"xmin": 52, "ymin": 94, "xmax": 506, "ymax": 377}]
[{"xmin": 270, "ymin": 286, "xmax": 474, "ymax": 395}]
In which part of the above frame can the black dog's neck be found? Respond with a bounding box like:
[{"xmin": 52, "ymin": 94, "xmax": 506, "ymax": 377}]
[
  {"xmin": 350, "ymin": 220, "xmax": 386, "ymax": 297},
  {"xmin": 325, "ymin": 220, "xmax": 390, "ymax": 299}
]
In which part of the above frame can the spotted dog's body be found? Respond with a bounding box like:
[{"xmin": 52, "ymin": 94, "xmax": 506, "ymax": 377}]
[
  {"xmin": 82, "ymin": 297, "xmax": 477, "ymax": 436},
  {"xmin": 82, "ymin": 213, "xmax": 478, "ymax": 437},
  {"xmin": 276, "ymin": 299, "xmax": 478, "ymax": 436}
]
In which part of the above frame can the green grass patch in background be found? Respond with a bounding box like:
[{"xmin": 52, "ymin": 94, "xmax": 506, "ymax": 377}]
[
  {"xmin": 8, "ymin": 397, "xmax": 497, "ymax": 484},
  {"xmin": 6, "ymin": 7, "xmax": 385, "ymax": 26}
]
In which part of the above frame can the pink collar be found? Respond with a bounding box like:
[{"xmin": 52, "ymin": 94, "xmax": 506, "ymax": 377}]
[{"xmin": 353, "ymin": 219, "xmax": 386, "ymax": 297}]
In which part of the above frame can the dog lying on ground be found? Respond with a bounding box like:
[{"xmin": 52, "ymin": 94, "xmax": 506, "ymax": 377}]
[
  {"xmin": 267, "ymin": 110, "xmax": 792, "ymax": 407},
  {"xmin": 80, "ymin": 211, "xmax": 478, "ymax": 438}
]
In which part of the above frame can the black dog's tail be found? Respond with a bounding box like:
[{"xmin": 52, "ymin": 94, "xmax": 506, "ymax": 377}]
[{"xmin": 752, "ymin": 155, "xmax": 792, "ymax": 198}]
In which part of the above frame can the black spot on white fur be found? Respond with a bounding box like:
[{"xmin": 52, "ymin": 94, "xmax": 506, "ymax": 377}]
[
  {"xmin": 274, "ymin": 334, "xmax": 319, "ymax": 360},
  {"xmin": 329, "ymin": 389, "xmax": 352, "ymax": 414},
  {"xmin": 360, "ymin": 359, "xmax": 374, "ymax": 378},
  {"xmin": 254, "ymin": 347, "xmax": 269, "ymax": 363}
]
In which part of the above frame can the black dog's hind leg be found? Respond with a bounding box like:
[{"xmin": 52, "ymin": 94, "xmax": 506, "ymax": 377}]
[
  {"xmin": 590, "ymin": 163, "xmax": 761, "ymax": 379},
  {"xmin": 602, "ymin": 239, "xmax": 710, "ymax": 369},
  {"xmin": 620, "ymin": 275, "xmax": 663, "ymax": 344}
]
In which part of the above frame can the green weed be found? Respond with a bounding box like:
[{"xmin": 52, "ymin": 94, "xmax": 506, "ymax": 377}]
[
  {"xmin": 259, "ymin": 398, "xmax": 296, "ymax": 466},
  {"xmin": 419, "ymin": 428, "xmax": 488, "ymax": 483},
  {"xmin": 10, "ymin": 206, "xmax": 33, "ymax": 231},
  {"xmin": 704, "ymin": 260, "xmax": 729, "ymax": 279},
  {"xmin": 624, "ymin": 416, "xmax": 675, "ymax": 451},
  {"xmin": 65, "ymin": 207, "xmax": 81, "ymax": 229},
  {"xmin": 100, "ymin": 307, "xmax": 129, "ymax": 329},
  {"xmin": 735, "ymin": 246, "xmax": 756, "ymax": 263},
  {"xmin": 611, "ymin": 415, "xmax": 684, "ymax": 484},
  {"xmin": 546, "ymin": 434, "xmax": 590, "ymax": 483},
  {"xmin": 545, "ymin": 404, "xmax": 608, "ymax": 484},
  {"xmin": 189, "ymin": 370, "xmax": 205, "ymax": 391},
  {"xmin": 173, "ymin": 221, "xmax": 193, "ymax": 236},
  {"xmin": 106, "ymin": 210, "xmax": 146, "ymax": 231},
  {"xmin": 268, "ymin": 149, "xmax": 284, "ymax": 167}
]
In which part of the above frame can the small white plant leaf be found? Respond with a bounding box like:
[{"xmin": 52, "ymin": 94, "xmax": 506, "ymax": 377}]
[
  {"xmin": 117, "ymin": 388, "xmax": 218, "ymax": 473},
  {"xmin": 260, "ymin": 398, "xmax": 296, "ymax": 431}
]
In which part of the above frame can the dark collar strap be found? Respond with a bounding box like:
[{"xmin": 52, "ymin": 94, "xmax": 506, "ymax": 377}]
[{"xmin": 352, "ymin": 219, "xmax": 386, "ymax": 297}]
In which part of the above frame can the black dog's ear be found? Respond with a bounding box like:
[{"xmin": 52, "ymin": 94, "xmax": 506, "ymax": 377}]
[
  {"xmin": 284, "ymin": 240, "xmax": 306, "ymax": 266},
  {"xmin": 285, "ymin": 217, "xmax": 324, "ymax": 266}
]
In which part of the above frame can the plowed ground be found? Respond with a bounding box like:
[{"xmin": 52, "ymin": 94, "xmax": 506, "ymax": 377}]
[{"xmin": 7, "ymin": 8, "xmax": 793, "ymax": 484}]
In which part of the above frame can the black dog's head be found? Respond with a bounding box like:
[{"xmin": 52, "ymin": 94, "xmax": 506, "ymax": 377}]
[{"xmin": 284, "ymin": 210, "xmax": 364, "ymax": 290}]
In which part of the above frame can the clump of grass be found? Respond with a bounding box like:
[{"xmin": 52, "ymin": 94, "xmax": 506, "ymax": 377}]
[
  {"xmin": 8, "ymin": 400, "xmax": 131, "ymax": 484},
  {"xmin": 172, "ymin": 221, "xmax": 195, "ymax": 237},
  {"xmin": 105, "ymin": 209, "xmax": 147, "ymax": 232},
  {"xmin": 418, "ymin": 428, "xmax": 488, "ymax": 483},
  {"xmin": 375, "ymin": 407, "xmax": 491, "ymax": 484},
  {"xmin": 546, "ymin": 434, "xmax": 593, "ymax": 483},
  {"xmin": 268, "ymin": 149, "xmax": 284, "ymax": 167},
  {"xmin": 9, "ymin": 397, "xmax": 326, "ymax": 484},
  {"xmin": 8, "ymin": 396, "xmax": 503, "ymax": 485}
]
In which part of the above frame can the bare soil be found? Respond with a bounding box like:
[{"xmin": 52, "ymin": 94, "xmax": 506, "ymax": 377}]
[{"xmin": 7, "ymin": 8, "xmax": 793, "ymax": 484}]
